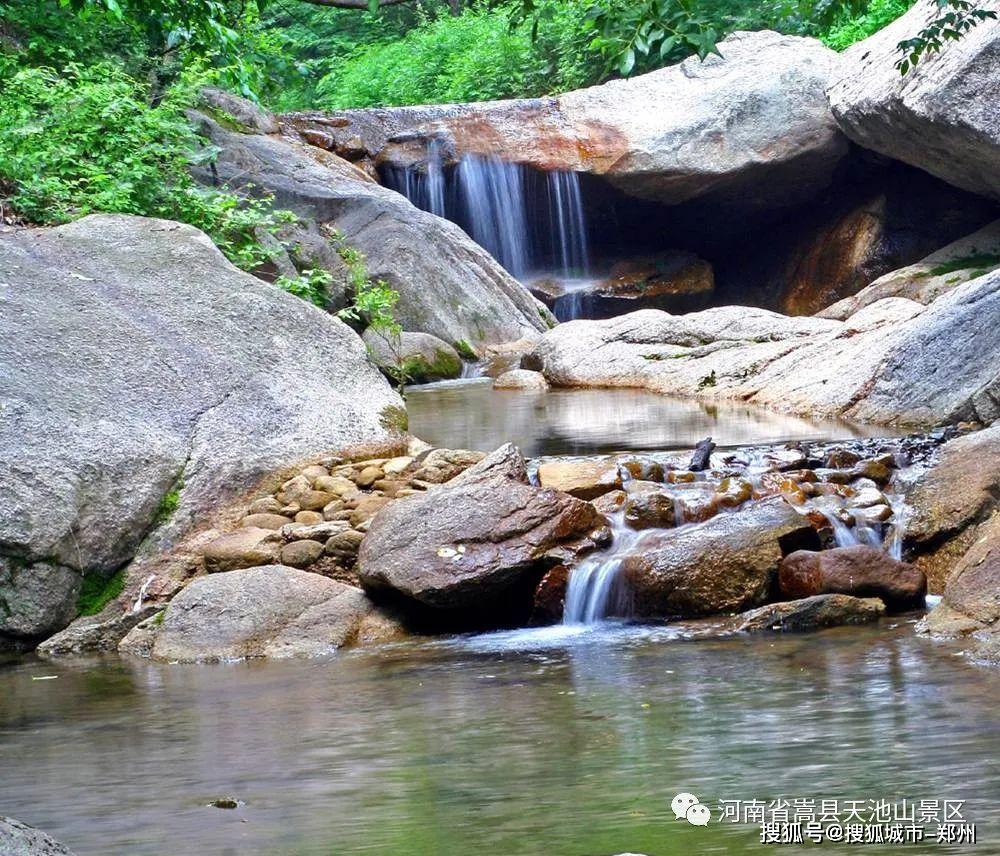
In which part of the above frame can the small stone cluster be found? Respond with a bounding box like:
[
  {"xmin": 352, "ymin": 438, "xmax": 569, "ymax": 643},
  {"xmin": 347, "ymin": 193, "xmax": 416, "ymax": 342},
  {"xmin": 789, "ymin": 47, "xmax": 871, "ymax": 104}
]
[{"xmin": 202, "ymin": 447, "xmax": 486, "ymax": 582}]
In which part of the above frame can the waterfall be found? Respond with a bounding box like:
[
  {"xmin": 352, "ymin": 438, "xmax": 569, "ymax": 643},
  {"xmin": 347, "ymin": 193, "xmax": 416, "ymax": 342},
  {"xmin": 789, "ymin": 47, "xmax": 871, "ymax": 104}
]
[
  {"xmin": 385, "ymin": 149, "xmax": 589, "ymax": 279},
  {"xmin": 563, "ymin": 514, "xmax": 646, "ymax": 625},
  {"xmin": 456, "ymin": 155, "xmax": 532, "ymax": 277}
]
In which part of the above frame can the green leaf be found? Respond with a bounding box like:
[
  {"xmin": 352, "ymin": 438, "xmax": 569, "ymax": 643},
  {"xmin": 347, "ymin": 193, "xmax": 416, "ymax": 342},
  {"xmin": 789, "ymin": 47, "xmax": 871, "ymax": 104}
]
[{"xmin": 618, "ymin": 47, "xmax": 635, "ymax": 76}]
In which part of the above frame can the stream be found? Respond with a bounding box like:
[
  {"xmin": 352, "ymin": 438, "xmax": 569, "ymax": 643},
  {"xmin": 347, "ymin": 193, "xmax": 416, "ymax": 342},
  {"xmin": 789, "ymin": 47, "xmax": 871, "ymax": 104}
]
[{"xmin": 1, "ymin": 386, "xmax": 995, "ymax": 855}]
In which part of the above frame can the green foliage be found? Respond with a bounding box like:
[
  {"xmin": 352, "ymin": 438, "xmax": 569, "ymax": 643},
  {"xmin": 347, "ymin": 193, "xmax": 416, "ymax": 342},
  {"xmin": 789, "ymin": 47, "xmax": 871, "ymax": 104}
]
[
  {"xmin": 895, "ymin": 0, "xmax": 996, "ymax": 73},
  {"xmin": 822, "ymin": 0, "xmax": 915, "ymax": 49},
  {"xmin": 77, "ymin": 569, "xmax": 125, "ymax": 616},
  {"xmin": 452, "ymin": 339, "xmax": 478, "ymax": 361},
  {"xmin": 0, "ymin": 60, "xmax": 284, "ymax": 269},
  {"xmin": 276, "ymin": 267, "xmax": 333, "ymax": 307},
  {"xmin": 333, "ymin": 231, "xmax": 401, "ymax": 335},
  {"xmin": 153, "ymin": 482, "xmax": 182, "ymax": 526},
  {"xmin": 316, "ymin": 1, "xmax": 598, "ymax": 108}
]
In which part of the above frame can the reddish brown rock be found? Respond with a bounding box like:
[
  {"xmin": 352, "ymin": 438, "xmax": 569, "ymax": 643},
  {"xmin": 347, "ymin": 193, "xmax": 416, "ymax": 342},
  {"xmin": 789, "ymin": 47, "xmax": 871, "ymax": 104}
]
[
  {"xmin": 532, "ymin": 565, "xmax": 569, "ymax": 624},
  {"xmin": 357, "ymin": 444, "xmax": 605, "ymax": 615},
  {"xmin": 778, "ymin": 545, "xmax": 925, "ymax": 611}
]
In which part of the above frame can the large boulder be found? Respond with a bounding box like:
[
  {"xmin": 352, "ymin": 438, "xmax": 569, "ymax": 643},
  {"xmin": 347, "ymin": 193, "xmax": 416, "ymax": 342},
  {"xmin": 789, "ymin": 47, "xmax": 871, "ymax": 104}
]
[
  {"xmin": 828, "ymin": 0, "xmax": 1000, "ymax": 202},
  {"xmin": 904, "ymin": 425, "xmax": 1000, "ymax": 590},
  {"xmin": 618, "ymin": 498, "xmax": 820, "ymax": 618},
  {"xmin": 736, "ymin": 594, "xmax": 885, "ymax": 633},
  {"xmin": 0, "ymin": 215, "xmax": 400, "ymax": 648},
  {"xmin": 819, "ymin": 219, "xmax": 1000, "ymax": 320},
  {"xmin": 0, "ymin": 817, "xmax": 76, "ymax": 856},
  {"xmin": 289, "ymin": 30, "xmax": 847, "ymax": 213},
  {"xmin": 357, "ymin": 444, "xmax": 607, "ymax": 621},
  {"xmin": 526, "ymin": 271, "xmax": 1000, "ymax": 427},
  {"xmin": 190, "ymin": 110, "xmax": 550, "ymax": 347},
  {"xmin": 778, "ymin": 545, "xmax": 926, "ymax": 610},
  {"xmin": 126, "ymin": 565, "xmax": 405, "ymax": 663}
]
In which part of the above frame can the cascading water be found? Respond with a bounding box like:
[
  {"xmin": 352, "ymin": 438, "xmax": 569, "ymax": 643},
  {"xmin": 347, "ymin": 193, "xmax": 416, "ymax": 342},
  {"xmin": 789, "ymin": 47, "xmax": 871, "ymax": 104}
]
[
  {"xmin": 385, "ymin": 148, "xmax": 589, "ymax": 280},
  {"xmin": 563, "ymin": 513, "xmax": 639, "ymax": 624}
]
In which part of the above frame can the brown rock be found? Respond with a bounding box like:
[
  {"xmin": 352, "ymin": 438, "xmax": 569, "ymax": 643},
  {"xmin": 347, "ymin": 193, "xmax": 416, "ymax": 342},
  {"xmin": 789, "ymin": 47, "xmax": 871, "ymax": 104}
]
[
  {"xmin": 592, "ymin": 490, "xmax": 626, "ymax": 515},
  {"xmin": 824, "ymin": 448, "xmax": 862, "ymax": 469},
  {"xmin": 298, "ymin": 490, "xmax": 337, "ymax": 511},
  {"xmin": 241, "ymin": 513, "xmax": 293, "ymax": 531},
  {"xmin": 357, "ymin": 444, "xmax": 605, "ymax": 614},
  {"xmin": 737, "ymin": 594, "xmax": 885, "ymax": 632},
  {"xmin": 354, "ymin": 466, "xmax": 384, "ymax": 488},
  {"xmin": 532, "ymin": 565, "xmax": 569, "ymax": 623},
  {"xmin": 350, "ymin": 494, "xmax": 393, "ymax": 528},
  {"xmin": 778, "ymin": 545, "xmax": 925, "ymax": 610},
  {"xmin": 621, "ymin": 498, "xmax": 820, "ymax": 618},
  {"xmin": 295, "ymin": 511, "xmax": 324, "ymax": 525},
  {"xmin": 536, "ymin": 458, "xmax": 623, "ymax": 500},
  {"xmin": 314, "ymin": 475, "xmax": 357, "ymax": 496},
  {"xmin": 300, "ymin": 464, "xmax": 329, "ymax": 482},
  {"xmin": 280, "ymin": 539, "xmax": 325, "ymax": 568},
  {"xmin": 203, "ymin": 527, "xmax": 280, "ymax": 573},
  {"xmin": 248, "ymin": 496, "xmax": 283, "ymax": 515},
  {"xmin": 325, "ymin": 529, "xmax": 366, "ymax": 559}
]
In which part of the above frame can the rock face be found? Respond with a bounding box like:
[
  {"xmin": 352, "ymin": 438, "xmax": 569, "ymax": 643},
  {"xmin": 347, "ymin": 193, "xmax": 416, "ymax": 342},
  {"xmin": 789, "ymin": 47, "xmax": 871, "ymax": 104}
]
[
  {"xmin": 737, "ymin": 594, "xmax": 885, "ymax": 632},
  {"xmin": 129, "ymin": 565, "xmax": 404, "ymax": 663},
  {"xmin": 905, "ymin": 425, "xmax": 1000, "ymax": 590},
  {"xmin": 357, "ymin": 444, "xmax": 607, "ymax": 620},
  {"xmin": 779, "ymin": 545, "xmax": 926, "ymax": 610},
  {"xmin": 828, "ymin": 0, "xmax": 1000, "ymax": 202},
  {"xmin": 819, "ymin": 219, "xmax": 1000, "ymax": 320},
  {"xmin": 362, "ymin": 328, "xmax": 463, "ymax": 383},
  {"xmin": 0, "ymin": 215, "xmax": 400, "ymax": 649},
  {"xmin": 919, "ymin": 512, "xmax": 1000, "ymax": 663},
  {"xmin": 525, "ymin": 271, "xmax": 1000, "ymax": 427},
  {"xmin": 0, "ymin": 817, "xmax": 77, "ymax": 856},
  {"xmin": 619, "ymin": 498, "xmax": 820, "ymax": 618},
  {"xmin": 191, "ymin": 110, "xmax": 550, "ymax": 347},
  {"xmin": 289, "ymin": 30, "xmax": 847, "ymax": 213}
]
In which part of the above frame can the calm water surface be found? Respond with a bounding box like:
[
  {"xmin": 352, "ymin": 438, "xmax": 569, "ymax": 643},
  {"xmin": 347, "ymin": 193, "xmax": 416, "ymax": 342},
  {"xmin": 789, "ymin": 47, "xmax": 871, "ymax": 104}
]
[
  {"xmin": 406, "ymin": 380, "xmax": 897, "ymax": 456},
  {"xmin": 2, "ymin": 623, "xmax": 998, "ymax": 855}
]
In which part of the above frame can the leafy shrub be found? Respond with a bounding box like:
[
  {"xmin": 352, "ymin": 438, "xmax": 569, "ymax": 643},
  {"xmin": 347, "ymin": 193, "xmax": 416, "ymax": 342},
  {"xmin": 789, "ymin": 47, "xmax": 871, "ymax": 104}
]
[
  {"xmin": 0, "ymin": 60, "xmax": 282, "ymax": 269},
  {"xmin": 316, "ymin": 1, "xmax": 598, "ymax": 109},
  {"xmin": 276, "ymin": 267, "xmax": 333, "ymax": 307},
  {"xmin": 822, "ymin": 0, "xmax": 916, "ymax": 50}
]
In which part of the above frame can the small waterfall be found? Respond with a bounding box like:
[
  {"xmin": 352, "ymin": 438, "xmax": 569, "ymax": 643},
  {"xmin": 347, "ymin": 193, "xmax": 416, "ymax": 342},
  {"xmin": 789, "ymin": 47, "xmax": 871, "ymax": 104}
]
[
  {"xmin": 457, "ymin": 155, "xmax": 532, "ymax": 277},
  {"xmin": 385, "ymin": 149, "xmax": 589, "ymax": 279},
  {"xmin": 563, "ymin": 514, "xmax": 644, "ymax": 625},
  {"xmin": 547, "ymin": 170, "xmax": 589, "ymax": 278}
]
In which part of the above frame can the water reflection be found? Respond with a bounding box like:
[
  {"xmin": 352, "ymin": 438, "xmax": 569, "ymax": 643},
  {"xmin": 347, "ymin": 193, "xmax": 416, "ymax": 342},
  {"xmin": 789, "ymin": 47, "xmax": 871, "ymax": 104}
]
[
  {"xmin": 1, "ymin": 625, "xmax": 997, "ymax": 855},
  {"xmin": 406, "ymin": 380, "xmax": 894, "ymax": 456}
]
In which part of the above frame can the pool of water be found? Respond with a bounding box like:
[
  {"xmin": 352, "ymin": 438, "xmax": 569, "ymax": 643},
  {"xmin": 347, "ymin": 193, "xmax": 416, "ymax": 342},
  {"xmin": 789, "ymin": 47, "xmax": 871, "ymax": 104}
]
[
  {"xmin": 2, "ymin": 622, "xmax": 998, "ymax": 855},
  {"xmin": 406, "ymin": 380, "xmax": 897, "ymax": 457}
]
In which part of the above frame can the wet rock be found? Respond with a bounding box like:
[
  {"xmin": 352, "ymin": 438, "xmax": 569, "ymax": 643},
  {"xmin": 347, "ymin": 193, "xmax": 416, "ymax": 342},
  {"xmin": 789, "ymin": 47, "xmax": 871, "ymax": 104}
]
[
  {"xmin": 825, "ymin": 448, "xmax": 862, "ymax": 469},
  {"xmin": 362, "ymin": 329, "xmax": 462, "ymax": 383},
  {"xmin": 36, "ymin": 604, "xmax": 160, "ymax": 658},
  {"xmin": 592, "ymin": 490, "xmax": 626, "ymax": 515},
  {"xmin": 736, "ymin": 594, "xmax": 885, "ymax": 633},
  {"xmin": 279, "ymin": 540, "xmax": 325, "ymax": 568},
  {"xmin": 778, "ymin": 545, "xmax": 926, "ymax": 611},
  {"xmin": 621, "ymin": 498, "xmax": 820, "ymax": 618},
  {"xmin": 828, "ymin": 2, "xmax": 1000, "ymax": 202},
  {"xmin": 135, "ymin": 565, "xmax": 404, "ymax": 663},
  {"xmin": 688, "ymin": 438, "xmax": 716, "ymax": 472},
  {"xmin": 202, "ymin": 528, "xmax": 280, "ymax": 573},
  {"xmin": 494, "ymin": 369, "xmax": 549, "ymax": 391},
  {"xmin": 623, "ymin": 481, "xmax": 718, "ymax": 530},
  {"xmin": 0, "ymin": 816, "xmax": 77, "ymax": 855},
  {"xmin": 532, "ymin": 565, "xmax": 569, "ymax": 624},
  {"xmin": 821, "ymin": 220, "xmax": 1000, "ymax": 320},
  {"xmin": 357, "ymin": 444, "xmax": 605, "ymax": 616},
  {"xmin": 535, "ymin": 458, "xmax": 623, "ymax": 500}
]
